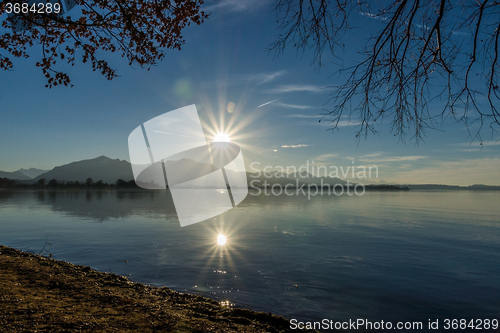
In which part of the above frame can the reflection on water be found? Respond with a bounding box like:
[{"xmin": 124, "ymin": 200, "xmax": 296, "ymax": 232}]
[
  {"xmin": 27, "ymin": 189, "xmax": 178, "ymax": 222},
  {"xmin": 0, "ymin": 189, "xmax": 499, "ymax": 330}
]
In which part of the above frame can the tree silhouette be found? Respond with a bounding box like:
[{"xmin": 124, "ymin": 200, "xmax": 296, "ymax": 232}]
[
  {"xmin": 1, "ymin": 0, "xmax": 208, "ymax": 87},
  {"xmin": 37, "ymin": 178, "xmax": 46, "ymax": 187},
  {"xmin": 48, "ymin": 178, "xmax": 59, "ymax": 187},
  {"xmin": 270, "ymin": 0, "xmax": 500, "ymax": 142},
  {"xmin": 115, "ymin": 179, "xmax": 127, "ymax": 188},
  {"xmin": 0, "ymin": 177, "xmax": 16, "ymax": 188},
  {"xmin": 85, "ymin": 177, "xmax": 93, "ymax": 187}
]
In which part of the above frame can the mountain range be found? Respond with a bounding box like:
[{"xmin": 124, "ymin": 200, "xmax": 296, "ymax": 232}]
[
  {"xmin": 32, "ymin": 156, "xmax": 133, "ymax": 184},
  {"xmin": 1, "ymin": 156, "xmax": 348, "ymax": 186},
  {"xmin": 0, "ymin": 168, "xmax": 48, "ymax": 180},
  {"xmin": 1, "ymin": 156, "xmax": 498, "ymax": 189},
  {"xmin": 17, "ymin": 168, "xmax": 49, "ymax": 178}
]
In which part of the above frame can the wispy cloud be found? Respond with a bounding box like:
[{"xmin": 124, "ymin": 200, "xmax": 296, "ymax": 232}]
[
  {"xmin": 203, "ymin": 0, "xmax": 266, "ymax": 12},
  {"xmin": 266, "ymin": 84, "xmax": 325, "ymax": 94},
  {"xmin": 331, "ymin": 120, "xmax": 361, "ymax": 127},
  {"xmin": 233, "ymin": 70, "xmax": 287, "ymax": 85},
  {"xmin": 457, "ymin": 141, "xmax": 499, "ymax": 147},
  {"xmin": 360, "ymin": 152, "xmax": 383, "ymax": 158},
  {"xmin": 274, "ymin": 102, "xmax": 316, "ymax": 110},
  {"xmin": 248, "ymin": 70, "xmax": 287, "ymax": 85},
  {"xmin": 316, "ymin": 119, "xmax": 361, "ymax": 127},
  {"xmin": 456, "ymin": 148, "xmax": 491, "ymax": 152},
  {"xmin": 359, "ymin": 155, "xmax": 427, "ymax": 163},
  {"xmin": 204, "ymin": 70, "xmax": 286, "ymax": 89},
  {"xmin": 281, "ymin": 144, "xmax": 312, "ymax": 148},
  {"xmin": 359, "ymin": 11, "xmax": 388, "ymax": 21},
  {"xmin": 285, "ymin": 114, "xmax": 322, "ymax": 118},
  {"xmin": 441, "ymin": 141, "xmax": 500, "ymax": 153},
  {"xmin": 313, "ymin": 153, "xmax": 339, "ymax": 161},
  {"xmin": 359, "ymin": 12, "xmax": 469, "ymax": 37}
]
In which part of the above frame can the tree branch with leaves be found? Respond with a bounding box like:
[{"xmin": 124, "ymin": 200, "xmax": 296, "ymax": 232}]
[{"xmin": 1, "ymin": 0, "xmax": 208, "ymax": 87}]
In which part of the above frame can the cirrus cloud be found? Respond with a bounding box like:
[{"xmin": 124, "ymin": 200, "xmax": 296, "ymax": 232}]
[
  {"xmin": 281, "ymin": 144, "xmax": 312, "ymax": 148},
  {"xmin": 266, "ymin": 84, "xmax": 325, "ymax": 94}
]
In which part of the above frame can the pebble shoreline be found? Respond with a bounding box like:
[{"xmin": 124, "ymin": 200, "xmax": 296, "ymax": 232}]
[{"xmin": 0, "ymin": 245, "xmax": 316, "ymax": 332}]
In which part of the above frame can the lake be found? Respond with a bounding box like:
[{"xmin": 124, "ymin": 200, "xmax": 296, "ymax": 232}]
[{"xmin": 1, "ymin": 189, "xmax": 499, "ymax": 331}]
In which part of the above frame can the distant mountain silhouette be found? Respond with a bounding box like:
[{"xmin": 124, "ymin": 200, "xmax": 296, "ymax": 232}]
[
  {"xmin": 0, "ymin": 170, "xmax": 32, "ymax": 180},
  {"xmin": 14, "ymin": 155, "xmax": 354, "ymax": 187},
  {"xmin": 12, "ymin": 155, "xmax": 496, "ymax": 189},
  {"xmin": 34, "ymin": 156, "xmax": 133, "ymax": 184},
  {"xmin": 16, "ymin": 168, "xmax": 49, "ymax": 179}
]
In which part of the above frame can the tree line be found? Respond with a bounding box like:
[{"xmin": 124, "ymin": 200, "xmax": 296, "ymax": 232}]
[{"xmin": 0, "ymin": 177, "xmax": 139, "ymax": 189}]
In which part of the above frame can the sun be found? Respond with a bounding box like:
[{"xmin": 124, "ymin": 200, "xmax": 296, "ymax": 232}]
[
  {"xmin": 217, "ymin": 234, "xmax": 227, "ymax": 245},
  {"xmin": 213, "ymin": 132, "xmax": 230, "ymax": 142}
]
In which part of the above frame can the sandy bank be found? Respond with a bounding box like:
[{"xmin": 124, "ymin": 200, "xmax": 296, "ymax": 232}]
[{"xmin": 0, "ymin": 245, "xmax": 315, "ymax": 332}]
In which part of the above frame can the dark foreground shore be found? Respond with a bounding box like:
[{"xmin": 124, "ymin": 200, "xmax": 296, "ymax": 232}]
[{"xmin": 0, "ymin": 245, "xmax": 315, "ymax": 332}]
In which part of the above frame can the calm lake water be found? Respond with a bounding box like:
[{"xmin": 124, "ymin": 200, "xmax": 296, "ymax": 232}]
[{"xmin": 1, "ymin": 189, "xmax": 499, "ymax": 330}]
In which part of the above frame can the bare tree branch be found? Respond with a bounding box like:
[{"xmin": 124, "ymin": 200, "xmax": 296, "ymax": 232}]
[{"xmin": 270, "ymin": 0, "xmax": 500, "ymax": 143}]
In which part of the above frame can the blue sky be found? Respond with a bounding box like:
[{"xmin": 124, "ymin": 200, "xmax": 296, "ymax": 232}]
[{"xmin": 1, "ymin": 0, "xmax": 499, "ymax": 185}]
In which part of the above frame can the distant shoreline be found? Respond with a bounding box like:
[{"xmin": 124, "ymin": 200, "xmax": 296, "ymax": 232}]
[
  {"xmin": 2, "ymin": 176, "xmax": 500, "ymax": 191},
  {"xmin": 1, "ymin": 184, "xmax": 500, "ymax": 191}
]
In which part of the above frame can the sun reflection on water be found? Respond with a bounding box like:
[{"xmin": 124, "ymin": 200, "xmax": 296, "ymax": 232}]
[{"xmin": 220, "ymin": 300, "xmax": 234, "ymax": 307}]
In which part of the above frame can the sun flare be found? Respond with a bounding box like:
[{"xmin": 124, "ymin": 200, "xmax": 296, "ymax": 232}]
[
  {"xmin": 213, "ymin": 132, "xmax": 231, "ymax": 142},
  {"xmin": 217, "ymin": 234, "xmax": 227, "ymax": 245}
]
